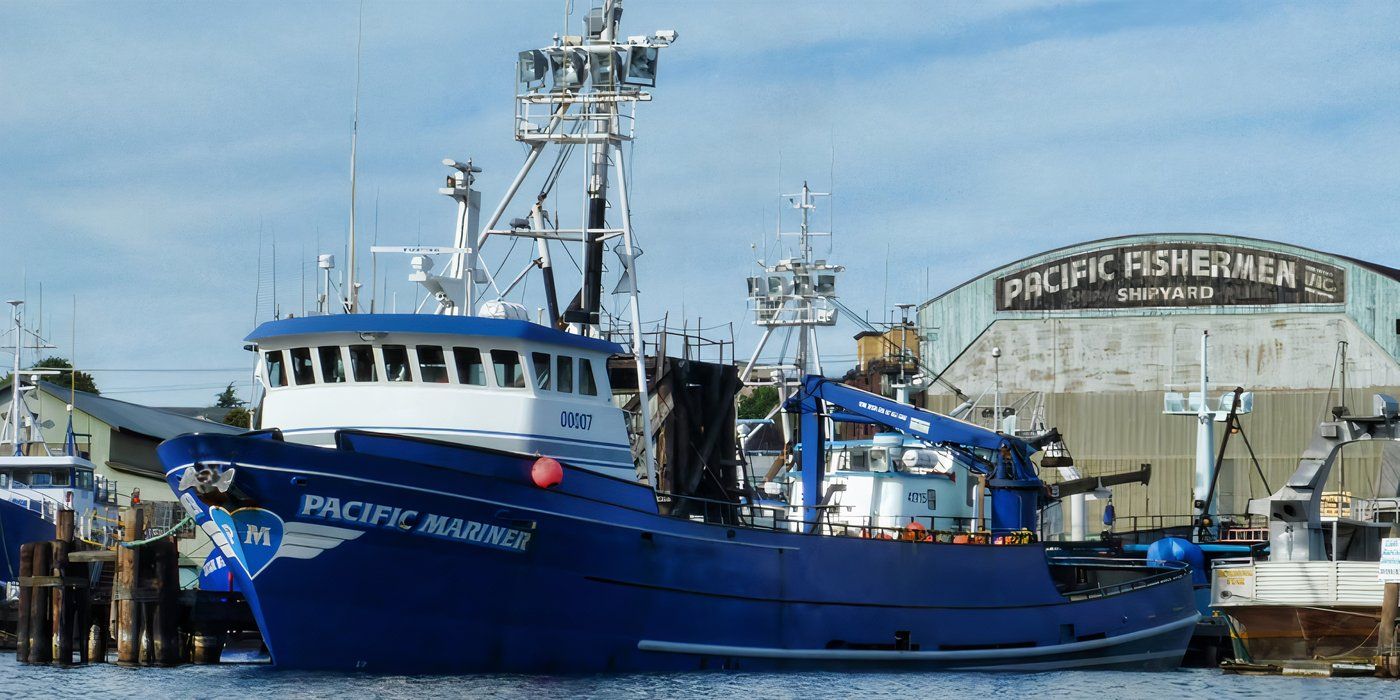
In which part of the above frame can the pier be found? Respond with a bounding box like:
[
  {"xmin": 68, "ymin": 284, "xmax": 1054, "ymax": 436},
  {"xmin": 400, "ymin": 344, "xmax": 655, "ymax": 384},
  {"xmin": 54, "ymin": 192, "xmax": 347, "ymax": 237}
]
[{"xmin": 5, "ymin": 507, "xmax": 257, "ymax": 666}]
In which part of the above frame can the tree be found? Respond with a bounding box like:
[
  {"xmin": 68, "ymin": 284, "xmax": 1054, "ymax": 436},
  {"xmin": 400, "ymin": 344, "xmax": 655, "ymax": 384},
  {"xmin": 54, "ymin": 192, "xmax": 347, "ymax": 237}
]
[
  {"xmin": 737, "ymin": 385, "xmax": 779, "ymax": 420},
  {"xmin": 32, "ymin": 356, "xmax": 100, "ymax": 395},
  {"xmin": 222, "ymin": 406, "xmax": 252, "ymax": 429},
  {"xmin": 215, "ymin": 382, "xmax": 246, "ymax": 408}
]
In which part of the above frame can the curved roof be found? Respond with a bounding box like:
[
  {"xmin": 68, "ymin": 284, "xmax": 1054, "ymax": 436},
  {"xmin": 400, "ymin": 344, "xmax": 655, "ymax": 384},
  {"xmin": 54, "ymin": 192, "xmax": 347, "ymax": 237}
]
[{"xmin": 246, "ymin": 314, "xmax": 625, "ymax": 355}]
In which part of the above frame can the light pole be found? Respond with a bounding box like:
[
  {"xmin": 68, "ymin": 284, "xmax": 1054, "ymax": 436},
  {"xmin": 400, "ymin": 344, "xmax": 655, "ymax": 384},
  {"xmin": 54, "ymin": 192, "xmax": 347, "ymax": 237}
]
[{"xmin": 992, "ymin": 346, "xmax": 1002, "ymax": 432}]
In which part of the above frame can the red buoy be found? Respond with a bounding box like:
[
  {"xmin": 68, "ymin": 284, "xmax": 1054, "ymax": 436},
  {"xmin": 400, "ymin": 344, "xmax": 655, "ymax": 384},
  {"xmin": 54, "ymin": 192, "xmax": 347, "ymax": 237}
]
[{"xmin": 531, "ymin": 457, "xmax": 564, "ymax": 489}]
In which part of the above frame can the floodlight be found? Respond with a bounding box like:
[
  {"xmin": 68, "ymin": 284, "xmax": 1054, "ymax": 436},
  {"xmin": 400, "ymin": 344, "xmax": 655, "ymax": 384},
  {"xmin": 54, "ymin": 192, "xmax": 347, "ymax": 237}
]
[
  {"xmin": 816, "ymin": 274, "xmax": 836, "ymax": 295},
  {"xmin": 550, "ymin": 48, "xmax": 588, "ymax": 91},
  {"xmin": 794, "ymin": 274, "xmax": 813, "ymax": 295},
  {"xmin": 653, "ymin": 30, "xmax": 678, "ymax": 44},
  {"xmin": 621, "ymin": 45, "xmax": 658, "ymax": 87},
  {"xmin": 518, "ymin": 50, "xmax": 547, "ymax": 89},
  {"xmin": 590, "ymin": 49, "xmax": 616, "ymax": 89}
]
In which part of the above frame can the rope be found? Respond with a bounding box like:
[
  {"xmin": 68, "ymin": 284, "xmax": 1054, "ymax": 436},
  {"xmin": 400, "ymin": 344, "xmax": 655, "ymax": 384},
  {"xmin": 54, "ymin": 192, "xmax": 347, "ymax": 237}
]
[{"xmin": 119, "ymin": 515, "xmax": 193, "ymax": 548}]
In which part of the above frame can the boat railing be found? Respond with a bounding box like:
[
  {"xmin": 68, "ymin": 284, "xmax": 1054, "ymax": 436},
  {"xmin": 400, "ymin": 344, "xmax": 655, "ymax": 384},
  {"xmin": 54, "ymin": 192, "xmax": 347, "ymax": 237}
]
[
  {"xmin": 1349, "ymin": 497, "xmax": 1400, "ymax": 523},
  {"xmin": 2, "ymin": 479, "xmax": 65, "ymax": 523},
  {"xmin": 1105, "ymin": 513, "xmax": 1265, "ymax": 543},
  {"xmin": 1044, "ymin": 556, "xmax": 1192, "ymax": 601},
  {"xmin": 660, "ymin": 491, "xmax": 1035, "ymax": 544}
]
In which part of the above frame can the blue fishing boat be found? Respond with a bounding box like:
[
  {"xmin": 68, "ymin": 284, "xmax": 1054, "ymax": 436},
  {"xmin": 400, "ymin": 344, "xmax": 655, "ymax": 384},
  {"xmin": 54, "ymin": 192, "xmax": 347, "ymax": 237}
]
[{"xmin": 159, "ymin": 2, "xmax": 1197, "ymax": 673}]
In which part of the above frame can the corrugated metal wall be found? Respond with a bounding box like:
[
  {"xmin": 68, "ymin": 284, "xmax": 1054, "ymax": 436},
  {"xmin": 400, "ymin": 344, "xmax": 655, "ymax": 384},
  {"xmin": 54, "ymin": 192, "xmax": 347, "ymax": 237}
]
[{"xmin": 927, "ymin": 387, "xmax": 1400, "ymax": 536}]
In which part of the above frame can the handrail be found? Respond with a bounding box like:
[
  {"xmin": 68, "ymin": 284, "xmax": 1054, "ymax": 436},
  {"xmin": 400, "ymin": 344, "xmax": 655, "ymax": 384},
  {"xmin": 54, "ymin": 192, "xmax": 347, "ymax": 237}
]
[
  {"xmin": 659, "ymin": 491, "xmax": 1030, "ymax": 543},
  {"xmin": 1045, "ymin": 556, "xmax": 1192, "ymax": 601}
]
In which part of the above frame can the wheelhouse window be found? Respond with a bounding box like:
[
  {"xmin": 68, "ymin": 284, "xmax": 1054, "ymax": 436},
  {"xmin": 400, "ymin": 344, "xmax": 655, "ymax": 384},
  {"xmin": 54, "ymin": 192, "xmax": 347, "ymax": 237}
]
[
  {"xmin": 578, "ymin": 357, "xmax": 599, "ymax": 396},
  {"xmin": 31, "ymin": 472, "xmax": 52, "ymax": 486},
  {"xmin": 349, "ymin": 345, "xmax": 377, "ymax": 382},
  {"xmin": 491, "ymin": 350, "xmax": 525, "ymax": 389},
  {"xmin": 417, "ymin": 346, "xmax": 449, "ymax": 383},
  {"xmin": 532, "ymin": 352, "xmax": 551, "ymax": 391},
  {"xmin": 383, "ymin": 345, "xmax": 413, "ymax": 382},
  {"xmin": 319, "ymin": 346, "xmax": 346, "ymax": 383},
  {"xmin": 453, "ymin": 347, "xmax": 485, "ymax": 386},
  {"xmin": 265, "ymin": 350, "xmax": 288, "ymax": 387},
  {"xmin": 52, "ymin": 470, "xmax": 71, "ymax": 486},
  {"xmin": 556, "ymin": 355, "xmax": 573, "ymax": 393},
  {"xmin": 290, "ymin": 348, "xmax": 315, "ymax": 385}
]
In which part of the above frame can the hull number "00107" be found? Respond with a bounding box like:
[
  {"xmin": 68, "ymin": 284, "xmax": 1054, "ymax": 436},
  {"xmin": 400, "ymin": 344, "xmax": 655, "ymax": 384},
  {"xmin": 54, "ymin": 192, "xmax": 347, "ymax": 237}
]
[{"xmin": 561, "ymin": 411, "xmax": 593, "ymax": 430}]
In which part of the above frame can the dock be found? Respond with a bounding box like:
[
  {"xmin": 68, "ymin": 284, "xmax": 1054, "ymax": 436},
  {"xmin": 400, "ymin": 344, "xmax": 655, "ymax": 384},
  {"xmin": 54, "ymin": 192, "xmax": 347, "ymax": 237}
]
[{"xmin": 4, "ymin": 507, "xmax": 258, "ymax": 666}]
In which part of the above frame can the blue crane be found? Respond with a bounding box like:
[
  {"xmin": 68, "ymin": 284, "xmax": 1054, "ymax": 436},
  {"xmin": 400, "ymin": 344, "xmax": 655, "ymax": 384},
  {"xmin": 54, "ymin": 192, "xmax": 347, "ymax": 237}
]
[{"xmin": 787, "ymin": 375, "xmax": 1048, "ymax": 534}]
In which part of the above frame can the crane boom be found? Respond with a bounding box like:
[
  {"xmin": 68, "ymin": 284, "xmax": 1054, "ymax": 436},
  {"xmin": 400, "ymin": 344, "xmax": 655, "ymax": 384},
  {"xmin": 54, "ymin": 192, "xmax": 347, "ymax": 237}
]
[{"xmin": 788, "ymin": 375, "xmax": 1045, "ymax": 534}]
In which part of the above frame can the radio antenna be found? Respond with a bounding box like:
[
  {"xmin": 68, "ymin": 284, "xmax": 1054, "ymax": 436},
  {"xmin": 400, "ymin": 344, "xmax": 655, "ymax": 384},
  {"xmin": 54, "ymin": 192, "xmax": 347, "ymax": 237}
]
[{"xmin": 345, "ymin": 0, "xmax": 365, "ymax": 313}]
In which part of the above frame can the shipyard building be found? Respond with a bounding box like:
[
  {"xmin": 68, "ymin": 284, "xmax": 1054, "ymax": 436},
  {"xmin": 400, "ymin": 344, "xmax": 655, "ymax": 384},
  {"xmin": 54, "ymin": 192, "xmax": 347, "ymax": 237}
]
[{"xmin": 915, "ymin": 233, "xmax": 1400, "ymax": 535}]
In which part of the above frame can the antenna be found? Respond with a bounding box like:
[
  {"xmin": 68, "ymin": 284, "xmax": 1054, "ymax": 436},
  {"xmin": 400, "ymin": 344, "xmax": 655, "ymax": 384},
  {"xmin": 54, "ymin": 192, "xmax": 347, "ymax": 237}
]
[
  {"xmin": 272, "ymin": 232, "xmax": 279, "ymax": 320},
  {"xmin": 371, "ymin": 188, "xmax": 380, "ymax": 314},
  {"xmin": 345, "ymin": 0, "xmax": 365, "ymax": 314}
]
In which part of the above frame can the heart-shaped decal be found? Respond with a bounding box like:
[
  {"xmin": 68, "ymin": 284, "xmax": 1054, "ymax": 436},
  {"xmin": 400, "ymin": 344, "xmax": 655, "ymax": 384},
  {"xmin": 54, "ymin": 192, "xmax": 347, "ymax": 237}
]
[{"xmin": 206, "ymin": 506, "xmax": 285, "ymax": 579}]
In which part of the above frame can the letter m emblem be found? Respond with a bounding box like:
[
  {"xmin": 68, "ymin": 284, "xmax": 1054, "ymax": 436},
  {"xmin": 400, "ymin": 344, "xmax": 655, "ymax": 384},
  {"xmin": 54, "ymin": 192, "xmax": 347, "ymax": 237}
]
[{"xmin": 245, "ymin": 524, "xmax": 272, "ymax": 546}]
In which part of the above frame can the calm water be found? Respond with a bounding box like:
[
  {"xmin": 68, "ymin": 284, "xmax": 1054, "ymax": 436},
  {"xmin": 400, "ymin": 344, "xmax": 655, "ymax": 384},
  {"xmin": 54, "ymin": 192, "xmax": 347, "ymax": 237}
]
[{"xmin": 3, "ymin": 657, "xmax": 1398, "ymax": 699}]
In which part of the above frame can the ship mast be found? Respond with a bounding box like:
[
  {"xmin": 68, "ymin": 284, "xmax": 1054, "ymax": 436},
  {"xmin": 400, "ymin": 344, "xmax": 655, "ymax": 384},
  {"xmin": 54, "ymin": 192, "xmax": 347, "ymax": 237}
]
[
  {"xmin": 343, "ymin": 4, "xmax": 365, "ymax": 314},
  {"xmin": 739, "ymin": 182, "xmax": 842, "ymax": 449},
  {"xmin": 392, "ymin": 0, "xmax": 676, "ymax": 484},
  {"xmin": 6, "ymin": 301, "xmax": 22, "ymax": 455}
]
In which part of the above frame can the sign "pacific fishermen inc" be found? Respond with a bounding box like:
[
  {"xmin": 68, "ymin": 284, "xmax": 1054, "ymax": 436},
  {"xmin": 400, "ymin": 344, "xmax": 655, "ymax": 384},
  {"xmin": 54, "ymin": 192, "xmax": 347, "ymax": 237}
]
[{"xmin": 996, "ymin": 242, "xmax": 1345, "ymax": 311}]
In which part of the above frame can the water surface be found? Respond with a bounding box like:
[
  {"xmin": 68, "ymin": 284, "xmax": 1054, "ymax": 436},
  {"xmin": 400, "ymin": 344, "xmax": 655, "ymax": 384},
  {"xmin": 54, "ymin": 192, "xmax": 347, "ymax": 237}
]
[{"xmin": 4, "ymin": 656, "xmax": 1395, "ymax": 699}]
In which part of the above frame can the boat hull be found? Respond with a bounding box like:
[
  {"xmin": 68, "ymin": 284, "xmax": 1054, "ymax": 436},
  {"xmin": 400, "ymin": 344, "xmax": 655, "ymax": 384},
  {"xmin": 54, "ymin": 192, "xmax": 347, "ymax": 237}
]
[
  {"xmin": 1222, "ymin": 605, "xmax": 1381, "ymax": 663},
  {"xmin": 0, "ymin": 498, "xmax": 55, "ymax": 582},
  {"xmin": 160, "ymin": 431, "xmax": 1197, "ymax": 673}
]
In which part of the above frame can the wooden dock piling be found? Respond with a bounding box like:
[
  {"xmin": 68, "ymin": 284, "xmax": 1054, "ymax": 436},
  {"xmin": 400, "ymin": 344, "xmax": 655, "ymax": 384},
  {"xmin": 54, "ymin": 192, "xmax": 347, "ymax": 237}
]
[
  {"xmin": 52, "ymin": 538, "xmax": 72, "ymax": 665},
  {"xmin": 1379, "ymin": 581, "xmax": 1400, "ymax": 678},
  {"xmin": 27, "ymin": 541, "xmax": 52, "ymax": 664},
  {"xmin": 150, "ymin": 538, "xmax": 177, "ymax": 666},
  {"xmin": 54, "ymin": 509, "xmax": 77, "ymax": 664},
  {"xmin": 15, "ymin": 542, "xmax": 33, "ymax": 662},
  {"xmin": 115, "ymin": 507, "xmax": 143, "ymax": 666},
  {"xmin": 87, "ymin": 623, "xmax": 107, "ymax": 664}
]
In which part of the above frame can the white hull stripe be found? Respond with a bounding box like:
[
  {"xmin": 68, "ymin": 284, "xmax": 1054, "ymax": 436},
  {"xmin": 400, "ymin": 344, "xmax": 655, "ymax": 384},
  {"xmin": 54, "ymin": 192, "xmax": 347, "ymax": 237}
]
[
  {"xmin": 283, "ymin": 426, "xmax": 632, "ymax": 471},
  {"xmin": 635, "ymin": 613, "xmax": 1199, "ymax": 661},
  {"xmin": 165, "ymin": 461, "xmax": 798, "ymax": 553},
  {"xmin": 280, "ymin": 425, "xmax": 632, "ymax": 453}
]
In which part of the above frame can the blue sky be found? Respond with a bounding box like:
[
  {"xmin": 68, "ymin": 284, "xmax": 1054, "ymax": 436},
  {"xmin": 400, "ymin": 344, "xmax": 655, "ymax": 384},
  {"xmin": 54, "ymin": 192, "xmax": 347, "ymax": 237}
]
[{"xmin": 2, "ymin": 1, "xmax": 1398, "ymax": 405}]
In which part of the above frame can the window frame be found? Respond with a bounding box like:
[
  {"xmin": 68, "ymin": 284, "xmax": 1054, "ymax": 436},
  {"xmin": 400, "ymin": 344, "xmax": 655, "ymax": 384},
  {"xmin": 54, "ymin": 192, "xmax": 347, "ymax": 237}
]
[
  {"xmin": 532, "ymin": 352, "xmax": 552, "ymax": 391},
  {"xmin": 452, "ymin": 346, "xmax": 488, "ymax": 387},
  {"xmin": 381, "ymin": 344, "xmax": 414, "ymax": 383},
  {"xmin": 491, "ymin": 349, "xmax": 526, "ymax": 390},
  {"xmin": 416, "ymin": 345, "xmax": 450, "ymax": 384},
  {"xmin": 556, "ymin": 355, "xmax": 574, "ymax": 394},
  {"xmin": 264, "ymin": 350, "xmax": 288, "ymax": 388},
  {"xmin": 318, "ymin": 346, "xmax": 347, "ymax": 384},
  {"xmin": 348, "ymin": 344, "xmax": 378, "ymax": 383},
  {"xmin": 578, "ymin": 356, "xmax": 599, "ymax": 396},
  {"xmin": 289, "ymin": 347, "xmax": 316, "ymax": 386}
]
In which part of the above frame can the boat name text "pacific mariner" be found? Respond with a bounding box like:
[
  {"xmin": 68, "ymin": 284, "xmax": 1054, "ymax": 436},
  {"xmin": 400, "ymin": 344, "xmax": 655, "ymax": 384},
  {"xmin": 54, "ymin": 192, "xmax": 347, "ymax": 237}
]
[{"xmin": 297, "ymin": 494, "xmax": 532, "ymax": 553}]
